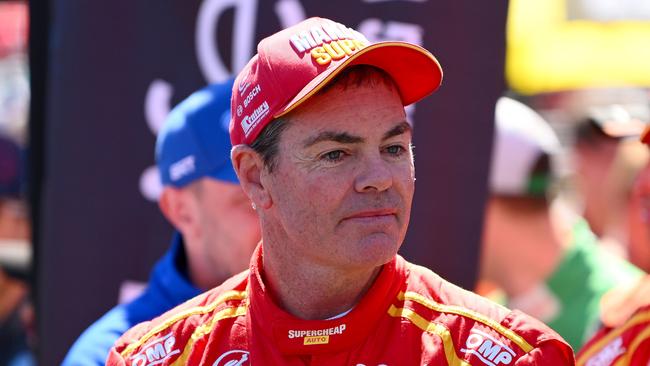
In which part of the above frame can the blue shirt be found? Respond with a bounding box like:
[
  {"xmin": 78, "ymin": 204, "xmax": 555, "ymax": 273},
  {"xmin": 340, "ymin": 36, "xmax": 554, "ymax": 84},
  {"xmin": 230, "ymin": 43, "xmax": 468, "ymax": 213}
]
[{"xmin": 62, "ymin": 233, "xmax": 201, "ymax": 366}]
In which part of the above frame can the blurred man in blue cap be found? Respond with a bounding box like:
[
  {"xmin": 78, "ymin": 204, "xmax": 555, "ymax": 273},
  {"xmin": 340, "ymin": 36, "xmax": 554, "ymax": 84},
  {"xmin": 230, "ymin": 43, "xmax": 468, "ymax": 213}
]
[{"xmin": 62, "ymin": 80, "xmax": 260, "ymax": 366}]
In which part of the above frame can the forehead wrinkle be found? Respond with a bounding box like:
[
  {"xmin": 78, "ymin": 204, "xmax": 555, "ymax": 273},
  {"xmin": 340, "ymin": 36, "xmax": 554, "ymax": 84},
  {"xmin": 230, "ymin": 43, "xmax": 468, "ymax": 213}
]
[
  {"xmin": 302, "ymin": 131, "xmax": 364, "ymax": 148},
  {"xmin": 383, "ymin": 121, "xmax": 412, "ymax": 140}
]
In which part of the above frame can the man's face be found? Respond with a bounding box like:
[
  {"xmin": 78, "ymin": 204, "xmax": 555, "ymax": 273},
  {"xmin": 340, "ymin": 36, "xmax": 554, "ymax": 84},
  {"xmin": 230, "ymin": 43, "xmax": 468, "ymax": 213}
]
[
  {"xmin": 261, "ymin": 78, "xmax": 413, "ymax": 270},
  {"xmin": 0, "ymin": 199, "xmax": 29, "ymax": 240},
  {"xmin": 193, "ymin": 178, "xmax": 261, "ymax": 277},
  {"xmin": 628, "ymin": 161, "xmax": 650, "ymax": 272}
]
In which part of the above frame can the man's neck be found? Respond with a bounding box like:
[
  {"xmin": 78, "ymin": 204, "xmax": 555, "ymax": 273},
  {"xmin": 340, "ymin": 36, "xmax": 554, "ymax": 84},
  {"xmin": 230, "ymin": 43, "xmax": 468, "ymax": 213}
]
[
  {"xmin": 181, "ymin": 237, "xmax": 230, "ymax": 291},
  {"xmin": 260, "ymin": 241, "xmax": 382, "ymax": 320}
]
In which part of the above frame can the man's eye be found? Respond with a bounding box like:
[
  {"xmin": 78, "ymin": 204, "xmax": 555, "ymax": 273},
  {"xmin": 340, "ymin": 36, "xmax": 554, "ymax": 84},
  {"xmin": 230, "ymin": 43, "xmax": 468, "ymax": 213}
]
[
  {"xmin": 386, "ymin": 145, "xmax": 405, "ymax": 155},
  {"xmin": 322, "ymin": 150, "xmax": 344, "ymax": 161}
]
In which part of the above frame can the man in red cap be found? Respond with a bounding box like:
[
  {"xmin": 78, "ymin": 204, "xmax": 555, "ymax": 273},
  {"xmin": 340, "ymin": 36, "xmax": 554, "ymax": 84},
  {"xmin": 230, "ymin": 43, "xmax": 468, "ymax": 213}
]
[
  {"xmin": 576, "ymin": 127, "xmax": 650, "ymax": 366},
  {"xmin": 106, "ymin": 17, "xmax": 574, "ymax": 365}
]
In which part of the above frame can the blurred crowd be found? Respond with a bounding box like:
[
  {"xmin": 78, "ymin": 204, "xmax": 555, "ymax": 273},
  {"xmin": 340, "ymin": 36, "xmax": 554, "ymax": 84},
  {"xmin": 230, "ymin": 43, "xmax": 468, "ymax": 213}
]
[
  {"xmin": 0, "ymin": 1, "xmax": 33, "ymax": 365},
  {"xmin": 478, "ymin": 91, "xmax": 650, "ymax": 352},
  {"xmin": 2, "ymin": 0, "xmax": 650, "ymax": 364}
]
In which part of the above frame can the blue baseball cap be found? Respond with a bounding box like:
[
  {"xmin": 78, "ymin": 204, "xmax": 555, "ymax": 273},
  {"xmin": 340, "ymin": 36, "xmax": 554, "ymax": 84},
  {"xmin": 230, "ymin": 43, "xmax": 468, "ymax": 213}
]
[{"xmin": 156, "ymin": 79, "xmax": 239, "ymax": 187}]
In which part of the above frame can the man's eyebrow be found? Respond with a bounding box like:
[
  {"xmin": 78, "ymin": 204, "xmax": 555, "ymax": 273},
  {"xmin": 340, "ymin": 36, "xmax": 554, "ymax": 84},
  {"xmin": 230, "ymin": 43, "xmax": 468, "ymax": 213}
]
[
  {"xmin": 303, "ymin": 131, "xmax": 364, "ymax": 148},
  {"xmin": 383, "ymin": 121, "xmax": 412, "ymax": 140}
]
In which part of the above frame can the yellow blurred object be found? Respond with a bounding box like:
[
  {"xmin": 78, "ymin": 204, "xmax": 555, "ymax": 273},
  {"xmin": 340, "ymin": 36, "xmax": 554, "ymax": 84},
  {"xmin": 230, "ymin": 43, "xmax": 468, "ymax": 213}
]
[{"xmin": 507, "ymin": 0, "xmax": 650, "ymax": 95}]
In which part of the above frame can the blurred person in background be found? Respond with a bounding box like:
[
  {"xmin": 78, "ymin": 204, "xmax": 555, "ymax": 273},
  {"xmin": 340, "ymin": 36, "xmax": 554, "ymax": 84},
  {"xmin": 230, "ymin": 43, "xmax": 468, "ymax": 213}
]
[
  {"xmin": 480, "ymin": 96, "xmax": 644, "ymax": 350},
  {"xmin": 0, "ymin": 134, "xmax": 33, "ymax": 366},
  {"xmin": 62, "ymin": 81, "xmax": 261, "ymax": 365},
  {"xmin": 629, "ymin": 142, "xmax": 650, "ymax": 273},
  {"xmin": 576, "ymin": 126, "xmax": 650, "ymax": 365},
  {"xmin": 567, "ymin": 88, "xmax": 650, "ymax": 258}
]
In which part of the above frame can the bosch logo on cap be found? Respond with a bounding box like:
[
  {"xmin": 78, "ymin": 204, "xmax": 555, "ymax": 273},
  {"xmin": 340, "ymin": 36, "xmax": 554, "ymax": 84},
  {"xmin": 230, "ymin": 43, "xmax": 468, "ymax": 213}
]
[{"xmin": 243, "ymin": 84, "xmax": 261, "ymax": 108}]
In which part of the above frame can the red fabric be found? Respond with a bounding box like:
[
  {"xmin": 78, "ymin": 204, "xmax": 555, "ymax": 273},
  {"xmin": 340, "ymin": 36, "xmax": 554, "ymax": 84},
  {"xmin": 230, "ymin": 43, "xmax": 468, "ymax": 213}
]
[
  {"xmin": 107, "ymin": 245, "xmax": 574, "ymax": 366},
  {"xmin": 228, "ymin": 17, "xmax": 443, "ymax": 146},
  {"xmin": 577, "ymin": 303, "xmax": 650, "ymax": 366},
  {"xmin": 0, "ymin": 3, "xmax": 28, "ymax": 57},
  {"xmin": 641, "ymin": 125, "xmax": 650, "ymax": 145}
]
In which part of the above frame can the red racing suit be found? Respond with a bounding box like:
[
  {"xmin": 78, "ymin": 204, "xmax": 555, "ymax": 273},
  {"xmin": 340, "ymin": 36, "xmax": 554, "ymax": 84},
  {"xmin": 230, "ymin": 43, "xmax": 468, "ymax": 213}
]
[
  {"xmin": 107, "ymin": 246, "xmax": 574, "ymax": 366},
  {"xmin": 576, "ymin": 304, "xmax": 650, "ymax": 365}
]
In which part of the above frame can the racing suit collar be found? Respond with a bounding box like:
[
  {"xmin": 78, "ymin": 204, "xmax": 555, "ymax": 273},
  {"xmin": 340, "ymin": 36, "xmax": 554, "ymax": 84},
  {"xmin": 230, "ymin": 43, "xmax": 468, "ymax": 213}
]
[{"xmin": 247, "ymin": 244, "xmax": 406, "ymax": 355}]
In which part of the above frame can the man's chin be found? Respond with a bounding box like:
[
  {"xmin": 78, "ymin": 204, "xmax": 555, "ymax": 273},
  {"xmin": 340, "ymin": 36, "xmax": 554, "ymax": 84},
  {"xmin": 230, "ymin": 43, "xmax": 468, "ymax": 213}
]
[{"xmin": 351, "ymin": 234, "xmax": 401, "ymax": 266}]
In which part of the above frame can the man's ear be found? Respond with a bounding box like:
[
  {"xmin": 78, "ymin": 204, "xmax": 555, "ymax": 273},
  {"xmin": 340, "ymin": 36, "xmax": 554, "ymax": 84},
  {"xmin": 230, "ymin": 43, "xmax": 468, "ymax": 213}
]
[
  {"xmin": 231, "ymin": 145, "xmax": 272, "ymax": 209},
  {"xmin": 158, "ymin": 187, "xmax": 199, "ymax": 237}
]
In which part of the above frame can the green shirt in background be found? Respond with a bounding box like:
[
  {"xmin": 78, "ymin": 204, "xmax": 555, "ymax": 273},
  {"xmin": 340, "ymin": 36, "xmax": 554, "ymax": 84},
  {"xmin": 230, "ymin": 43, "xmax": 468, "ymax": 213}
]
[{"xmin": 544, "ymin": 220, "xmax": 644, "ymax": 350}]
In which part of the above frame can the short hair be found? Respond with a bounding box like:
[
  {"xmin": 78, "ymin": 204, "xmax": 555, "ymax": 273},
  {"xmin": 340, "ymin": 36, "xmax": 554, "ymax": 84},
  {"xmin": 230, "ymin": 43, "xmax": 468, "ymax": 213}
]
[
  {"xmin": 185, "ymin": 178, "xmax": 204, "ymax": 199},
  {"xmin": 250, "ymin": 65, "xmax": 398, "ymax": 172},
  {"xmin": 249, "ymin": 116, "xmax": 291, "ymax": 172}
]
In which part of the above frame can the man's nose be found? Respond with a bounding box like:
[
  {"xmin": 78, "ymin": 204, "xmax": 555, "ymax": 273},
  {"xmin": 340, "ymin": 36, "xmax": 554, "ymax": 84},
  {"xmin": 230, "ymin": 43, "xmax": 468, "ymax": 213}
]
[{"xmin": 353, "ymin": 153, "xmax": 393, "ymax": 193}]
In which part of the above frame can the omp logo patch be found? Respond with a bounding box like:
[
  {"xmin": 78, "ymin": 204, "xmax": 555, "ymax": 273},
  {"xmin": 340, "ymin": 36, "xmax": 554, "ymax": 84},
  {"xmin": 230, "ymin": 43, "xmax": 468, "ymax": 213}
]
[
  {"xmin": 131, "ymin": 333, "xmax": 180, "ymax": 366},
  {"xmin": 213, "ymin": 350, "xmax": 250, "ymax": 366},
  {"xmin": 585, "ymin": 337, "xmax": 625, "ymax": 366},
  {"xmin": 289, "ymin": 21, "xmax": 368, "ymax": 66},
  {"xmin": 241, "ymin": 101, "xmax": 269, "ymax": 136},
  {"xmin": 169, "ymin": 155, "xmax": 195, "ymax": 182},
  {"xmin": 460, "ymin": 329, "xmax": 515, "ymax": 366},
  {"xmin": 288, "ymin": 324, "xmax": 346, "ymax": 346}
]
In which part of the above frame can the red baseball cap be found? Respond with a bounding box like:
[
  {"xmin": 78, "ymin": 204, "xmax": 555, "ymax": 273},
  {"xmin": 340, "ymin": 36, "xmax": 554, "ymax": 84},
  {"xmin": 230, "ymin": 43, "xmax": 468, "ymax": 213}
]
[{"xmin": 229, "ymin": 17, "xmax": 443, "ymax": 146}]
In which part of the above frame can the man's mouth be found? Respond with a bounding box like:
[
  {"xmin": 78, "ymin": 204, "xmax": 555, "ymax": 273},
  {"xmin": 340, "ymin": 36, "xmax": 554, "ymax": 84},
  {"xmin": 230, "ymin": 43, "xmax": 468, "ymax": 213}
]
[{"xmin": 342, "ymin": 208, "xmax": 398, "ymax": 222}]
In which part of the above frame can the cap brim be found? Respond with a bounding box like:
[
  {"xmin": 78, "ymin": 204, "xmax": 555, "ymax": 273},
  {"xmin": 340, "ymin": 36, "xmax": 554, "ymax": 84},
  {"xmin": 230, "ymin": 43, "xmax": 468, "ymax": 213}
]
[{"xmin": 275, "ymin": 42, "xmax": 443, "ymax": 118}]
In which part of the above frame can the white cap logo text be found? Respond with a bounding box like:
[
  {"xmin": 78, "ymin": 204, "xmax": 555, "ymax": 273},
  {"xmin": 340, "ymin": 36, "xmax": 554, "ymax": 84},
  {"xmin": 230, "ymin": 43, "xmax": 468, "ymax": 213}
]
[
  {"xmin": 289, "ymin": 21, "xmax": 369, "ymax": 66},
  {"xmin": 169, "ymin": 155, "xmax": 195, "ymax": 182},
  {"xmin": 241, "ymin": 101, "xmax": 270, "ymax": 136}
]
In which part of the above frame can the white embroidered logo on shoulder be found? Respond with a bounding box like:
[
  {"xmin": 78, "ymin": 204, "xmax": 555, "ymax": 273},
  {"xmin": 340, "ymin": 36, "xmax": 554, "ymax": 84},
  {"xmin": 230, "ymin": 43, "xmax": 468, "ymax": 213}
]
[
  {"xmin": 460, "ymin": 328, "xmax": 515, "ymax": 366},
  {"xmin": 130, "ymin": 333, "xmax": 180, "ymax": 366},
  {"xmin": 213, "ymin": 350, "xmax": 250, "ymax": 366},
  {"xmin": 585, "ymin": 337, "xmax": 625, "ymax": 366}
]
